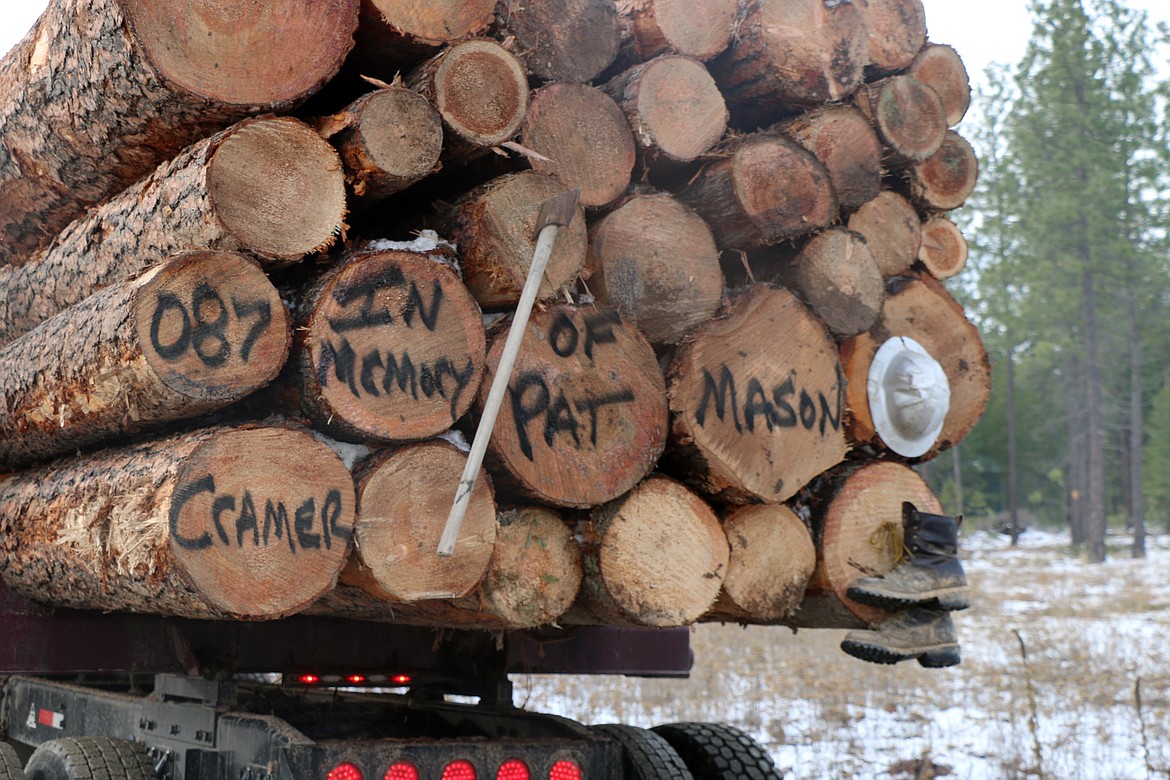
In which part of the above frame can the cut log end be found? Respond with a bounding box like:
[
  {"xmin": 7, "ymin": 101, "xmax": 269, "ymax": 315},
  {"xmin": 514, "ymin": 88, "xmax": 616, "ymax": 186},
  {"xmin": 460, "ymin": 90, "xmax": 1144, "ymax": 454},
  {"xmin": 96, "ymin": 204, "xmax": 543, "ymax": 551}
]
[
  {"xmin": 857, "ymin": 75, "xmax": 947, "ymax": 165},
  {"xmin": 499, "ymin": 0, "xmax": 622, "ymax": 83},
  {"xmin": 169, "ymin": 426, "xmax": 356, "ymax": 618},
  {"xmin": 482, "ymin": 506, "xmax": 582, "ymax": 627},
  {"xmin": 847, "ymin": 191, "xmax": 922, "ymax": 276},
  {"xmin": 121, "ymin": 0, "xmax": 358, "ymax": 106},
  {"xmin": 432, "ymin": 39, "xmax": 529, "ymax": 148},
  {"xmin": 364, "ymin": 0, "xmax": 496, "ymax": 44},
  {"xmin": 792, "ymin": 228, "xmax": 884, "ymax": 340},
  {"xmin": 714, "ymin": 504, "xmax": 815, "ymax": 621},
  {"xmin": 907, "ymin": 43, "xmax": 972, "ymax": 127},
  {"xmin": 208, "ymin": 118, "xmax": 346, "ymax": 262},
  {"xmin": 907, "ymin": 130, "xmax": 979, "ymax": 212},
  {"xmin": 782, "ymin": 106, "xmax": 883, "ymax": 213},
  {"xmin": 337, "ymin": 87, "xmax": 443, "ymax": 201},
  {"xmin": 857, "ymin": 0, "xmax": 926, "ymax": 75},
  {"xmin": 918, "ymin": 215, "xmax": 968, "ymax": 279},
  {"xmin": 619, "ymin": 0, "xmax": 737, "ymax": 62}
]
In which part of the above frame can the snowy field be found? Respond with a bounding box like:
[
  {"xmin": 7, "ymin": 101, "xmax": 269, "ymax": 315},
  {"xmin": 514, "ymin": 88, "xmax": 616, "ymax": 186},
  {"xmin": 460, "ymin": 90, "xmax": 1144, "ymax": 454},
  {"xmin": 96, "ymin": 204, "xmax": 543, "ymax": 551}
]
[{"xmin": 512, "ymin": 528, "xmax": 1170, "ymax": 778}]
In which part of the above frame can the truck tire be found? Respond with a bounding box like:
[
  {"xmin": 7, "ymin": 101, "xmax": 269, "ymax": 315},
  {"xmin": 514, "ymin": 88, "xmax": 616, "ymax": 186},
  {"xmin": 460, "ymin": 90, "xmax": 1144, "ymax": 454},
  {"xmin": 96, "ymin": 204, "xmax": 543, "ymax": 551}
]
[
  {"xmin": 651, "ymin": 722, "xmax": 782, "ymax": 779},
  {"xmin": 591, "ymin": 724, "xmax": 694, "ymax": 779},
  {"xmin": 23, "ymin": 738, "xmax": 156, "ymax": 780},
  {"xmin": 0, "ymin": 743, "xmax": 26, "ymax": 780}
]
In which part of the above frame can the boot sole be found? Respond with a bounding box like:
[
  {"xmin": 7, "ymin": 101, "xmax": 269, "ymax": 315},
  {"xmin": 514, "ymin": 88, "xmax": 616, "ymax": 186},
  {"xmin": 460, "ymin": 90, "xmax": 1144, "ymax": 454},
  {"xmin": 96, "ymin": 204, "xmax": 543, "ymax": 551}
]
[
  {"xmin": 840, "ymin": 639, "xmax": 961, "ymax": 668},
  {"xmin": 845, "ymin": 585, "xmax": 972, "ymax": 612}
]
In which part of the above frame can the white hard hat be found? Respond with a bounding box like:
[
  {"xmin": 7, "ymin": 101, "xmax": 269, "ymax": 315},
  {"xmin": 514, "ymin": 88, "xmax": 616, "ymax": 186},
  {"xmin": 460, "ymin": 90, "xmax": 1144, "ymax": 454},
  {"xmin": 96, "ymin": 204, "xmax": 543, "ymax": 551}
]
[{"xmin": 867, "ymin": 336, "xmax": 951, "ymax": 458}]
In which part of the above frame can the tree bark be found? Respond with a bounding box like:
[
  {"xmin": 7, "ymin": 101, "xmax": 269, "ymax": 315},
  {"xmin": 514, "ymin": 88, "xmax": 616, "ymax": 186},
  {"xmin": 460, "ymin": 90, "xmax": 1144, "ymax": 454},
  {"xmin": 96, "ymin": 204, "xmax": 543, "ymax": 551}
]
[
  {"xmin": 665, "ymin": 285, "xmax": 849, "ymax": 504},
  {"xmin": 906, "ymin": 43, "xmax": 971, "ymax": 128},
  {"xmin": 0, "ymin": 116, "xmax": 346, "ymax": 347},
  {"xmin": 587, "ymin": 192, "xmax": 724, "ymax": 346},
  {"xmin": 319, "ymin": 87, "xmax": 443, "ymax": 203},
  {"xmin": 905, "ymin": 129, "xmax": 980, "ymax": 212},
  {"xmin": 0, "ymin": 424, "xmax": 356, "ymax": 619},
  {"xmin": 855, "ymin": 0, "xmax": 926, "ymax": 76},
  {"xmin": 0, "ymin": 0, "xmax": 356, "ymax": 264},
  {"xmin": 612, "ymin": 0, "xmax": 736, "ymax": 70},
  {"xmin": 784, "ymin": 227, "xmax": 885, "ymax": 340},
  {"xmin": 917, "ymin": 215, "xmax": 969, "ymax": 280},
  {"xmin": 791, "ymin": 460, "xmax": 943, "ymax": 628},
  {"xmin": 478, "ymin": 304, "xmax": 668, "ymax": 508},
  {"xmin": 781, "ymin": 106, "xmax": 883, "ymax": 213},
  {"xmin": 520, "ymin": 83, "xmax": 636, "ymax": 209},
  {"xmin": 0, "ymin": 251, "xmax": 289, "ymax": 470},
  {"xmin": 603, "ymin": 55, "xmax": 728, "ymax": 168},
  {"xmin": 678, "ymin": 133, "xmax": 836, "ymax": 250},
  {"xmin": 445, "ymin": 172, "xmax": 588, "ymax": 310},
  {"xmin": 1006, "ymin": 347, "xmax": 1020, "ymax": 545},
  {"xmin": 287, "ymin": 248, "xmax": 486, "ymax": 444},
  {"xmin": 707, "ymin": 504, "xmax": 816, "ymax": 623},
  {"xmin": 847, "ymin": 191, "xmax": 922, "ymax": 277},
  {"xmin": 854, "ymin": 75, "xmax": 947, "ymax": 166},
  {"xmin": 351, "ymin": 0, "xmax": 495, "ymax": 75},
  {"xmin": 564, "ymin": 475, "xmax": 728, "ymax": 627},
  {"xmin": 404, "ymin": 38, "xmax": 529, "ymax": 167},
  {"xmin": 494, "ymin": 0, "xmax": 621, "ymax": 84},
  {"xmin": 839, "ymin": 273, "xmax": 991, "ymax": 458},
  {"xmin": 709, "ymin": 0, "xmax": 867, "ymax": 127}
]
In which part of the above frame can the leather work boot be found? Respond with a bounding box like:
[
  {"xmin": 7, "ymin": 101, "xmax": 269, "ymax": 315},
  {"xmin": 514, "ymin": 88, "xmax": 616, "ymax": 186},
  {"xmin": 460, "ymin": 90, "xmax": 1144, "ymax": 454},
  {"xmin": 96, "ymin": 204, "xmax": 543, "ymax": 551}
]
[
  {"xmin": 846, "ymin": 502, "xmax": 971, "ymax": 611},
  {"xmin": 840, "ymin": 608, "xmax": 961, "ymax": 668}
]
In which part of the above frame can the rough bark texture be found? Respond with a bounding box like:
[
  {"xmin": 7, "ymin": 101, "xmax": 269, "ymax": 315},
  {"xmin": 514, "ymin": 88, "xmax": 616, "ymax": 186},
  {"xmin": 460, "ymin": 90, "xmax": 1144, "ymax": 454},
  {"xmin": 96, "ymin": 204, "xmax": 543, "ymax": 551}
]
[
  {"xmin": 587, "ymin": 192, "xmax": 724, "ymax": 346},
  {"xmin": 0, "ymin": 0, "xmax": 357, "ymax": 264},
  {"xmin": 322, "ymin": 87, "xmax": 443, "ymax": 203},
  {"xmin": 494, "ymin": 0, "xmax": 621, "ymax": 83},
  {"xmin": 290, "ymin": 249, "xmax": 486, "ymax": 444},
  {"xmin": 665, "ymin": 285, "xmax": 849, "ymax": 504},
  {"xmin": 710, "ymin": 0, "xmax": 867, "ymax": 127},
  {"xmin": 612, "ymin": 0, "xmax": 736, "ymax": 69},
  {"xmin": 0, "ymin": 251, "xmax": 289, "ymax": 470},
  {"xmin": 565, "ymin": 475, "xmax": 728, "ymax": 627},
  {"xmin": 0, "ymin": 116, "xmax": 345, "ymax": 347},
  {"xmin": 855, "ymin": 0, "xmax": 927, "ymax": 76},
  {"xmin": 906, "ymin": 43, "xmax": 971, "ymax": 127},
  {"xmin": 793, "ymin": 460, "xmax": 941, "ymax": 627},
  {"xmin": 520, "ymin": 84, "xmax": 636, "ymax": 209},
  {"xmin": 781, "ymin": 106, "xmax": 883, "ymax": 213},
  {"xmin": 905, "ymin": 130, "xmax": 979, "ymax": 212},
  {"xmin": 847, "ymin": 191, "xmax": 922, "ymax": 276},
  {"xmin": 446, "ymin": 172, "xmax": 588, "ymax": 310},
  {"xmin": 708, "ymin": 504, "xmax": 815, "ymax": 623},
  {"xmin": 405, "ymin": 38, "xmax": 529, "ymax": 166},
  {"xmin": 0, "ymin": 424, "xmax": 356, "ymax": 620},
  {"xmin": 479, "ymin": 305, "xmax": 668, "ymax": 508},
  {"xmin": 840, "ymin": 272, "xmax": 991, "ymax": 456},
  {"xmin": 854, "ymin": 75, "xmax": 947, "ymax": 166},
  {"xmin": 603, "ymin": 55, "xmax": 728, "ymax": 167},
  {"xmin": 678, "ymin": 133, "xmax": 837, "ymax": 250},
  {"xmin": 327, "ymin": 441, "xmax": 498, "ymax": 607},
  {"xmin": 352, "ymin": 0, "xmax": 496, "ymax": 75},
  {"xmin": 785, "ymin": 227, "xmax": 884, "ymax": 340},
  {"xmin": 918, "ymin": 215, "xmax": 968, "ymax": 280}
]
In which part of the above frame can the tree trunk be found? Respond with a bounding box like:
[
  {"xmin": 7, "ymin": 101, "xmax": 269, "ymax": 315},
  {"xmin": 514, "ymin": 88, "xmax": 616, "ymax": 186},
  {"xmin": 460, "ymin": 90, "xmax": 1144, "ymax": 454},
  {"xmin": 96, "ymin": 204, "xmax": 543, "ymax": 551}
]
[
  {"xmin": 951, "ymin": 444, "xmax": 965, "ymax": 516},
  {"xmin": 1007, "ymin": 347, "xmax": 1021, "ymax": 545},
  {"xmin": 0, "ymin": 251, "xmax": 289, "ymax": 470},
  {"xmin": 792, "ymin": 460, "xmax": 943, "ymax": 628},
  {"xmin": 847, "ymin": 191, "xmax": 922, "ymax": 277},
  {"xmin": 781, "ymin": 106, "xmax": 883, "ymax": 213},
  {"xmin": 0, "ymin": 0, "xmax": 356, "ymax": 264},
  {"xmin": 1081, "ymin": 260, "xmax": 1107, "ymax": 563},
  {"xmin": 587, "ymin": 192, "xmax": 724, "ymax": 346},
  {"xmin": 319, "ymin": 87, "xmax": 443, "ymax": 203},
  {"xmin": 665, "ymin": 285, "xmax": 849, "ymax": 504},
  {"xmin": 678, "ymin": 133, "xmax": 836, "ymax": 250},
  {"xmin": 840, "ymin": 273, "xmax": 991, "ymax": 458},
  {"xmin": 478, "ymin": 305, "xmax": 668, "ymax": 508},
  {"xmin": 906, "ymin": 43, "xmax": 972, "ymax": 127},
  {"xmin": 603, "ymin": 55, "xmax": 728, "ymax": 168},
  {"xmin": 612, "ymin": 0, "xmax": 736, "ymax": 69},
  {"xmin": 0, "ymin": 424, "xmax": 356, "ymax": 620},
  {"xmin": 287, "ymin": 248, "xmax": 486, "ymax": 444},
  {"xmin": 564, "ymin": 475, "xmax": 728, "ymax": 627},
  {"xmin": 707, "ymin": 504, "xmax": 816, "ymax": 623},
  {"xmin": 404, "ymin": 38, "xmax": 530, "ymax": 167},
  {"xmin": 520, "ymin": 83, "xmax": 636, "ymax": 209},
  {"xmin": 351, "ymin": 0, "xmax": 495, "ymax": 75},
  {"xmin": 494, "ymin": 0, "xmax": 621, "ymax": 84},
  {"xmin": 445, "ymin": 172, "xmax": 588, "ymax": 310},
  {"xmin": 0, "ymin": 116, "xmax": 346, "ymax": 347},
  {"xmin": 709, "ymin": 0, "xmax": 867, "ymax": 127},
  {"xmin": 917, "ymin": 215, "xmax": 969, "ymax": 280},
  {"xmin": 854, "ymin": 75, "xmax": 947, "ymax": 166},
  {"xmin": 855, "ymin": 0, "xmax": 926, "ymax": 76},
  {"xmin": 905, "ymin": 130, "xmax": 980, "ymax": 212},
  {"xmin": 1067, "ymin": 352, "xmax": 1087, "ymax": 547},
  {"xmin": 783, "ymin": 227, "xmax": 885, "ymax": 340}
]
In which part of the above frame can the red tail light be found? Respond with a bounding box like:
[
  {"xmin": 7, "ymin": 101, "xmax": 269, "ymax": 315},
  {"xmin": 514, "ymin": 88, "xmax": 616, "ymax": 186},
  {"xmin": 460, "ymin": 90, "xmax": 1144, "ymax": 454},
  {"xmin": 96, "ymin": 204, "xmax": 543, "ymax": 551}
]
[
  {"xmin": 496, "ymin": 759, "xmax": 529, "ymax": 780},
  {"xmin": 346, "ymin": 675, "xmax": 367, "ymax": 684},
  {"xmin": 326, "ymin": 762, "xmax": 363, "ymax": 780},
  {"xmin": 441, "ymin": 759, "xmax": 477, "ymax": 779},
  {"xmin": 390, "ymin": 674, "xmax": 412, "ymax": 685},
  {"xmin": 299, "ymin": 674, "xmax": 320, "ymax": 685},
  {"xmin": 384, "ymin": 763, "xmax": 419, "ymax": 780},
  {"xmin": 550, "ymin": 760, "xmax": 583, "ymax": 780}
]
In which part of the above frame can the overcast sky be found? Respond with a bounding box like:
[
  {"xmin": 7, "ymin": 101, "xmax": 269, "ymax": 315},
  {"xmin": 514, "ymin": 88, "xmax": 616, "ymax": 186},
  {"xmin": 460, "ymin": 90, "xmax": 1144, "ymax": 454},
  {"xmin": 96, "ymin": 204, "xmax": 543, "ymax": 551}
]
[{"xmin": 0, "ymin": 1, "xmax": 1167, "ymax": 95}]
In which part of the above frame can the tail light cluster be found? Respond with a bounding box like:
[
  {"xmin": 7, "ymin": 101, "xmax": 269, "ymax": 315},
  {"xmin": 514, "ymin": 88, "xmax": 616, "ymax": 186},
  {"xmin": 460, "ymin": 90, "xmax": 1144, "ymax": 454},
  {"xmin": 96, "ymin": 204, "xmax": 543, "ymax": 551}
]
[
  {"xmin": 296, "ymin": 673, "xmax": 413, "ymax": 687},
  {"xmin": 325, "ymin": 759, "xmax": 583, "ymax": 780}
]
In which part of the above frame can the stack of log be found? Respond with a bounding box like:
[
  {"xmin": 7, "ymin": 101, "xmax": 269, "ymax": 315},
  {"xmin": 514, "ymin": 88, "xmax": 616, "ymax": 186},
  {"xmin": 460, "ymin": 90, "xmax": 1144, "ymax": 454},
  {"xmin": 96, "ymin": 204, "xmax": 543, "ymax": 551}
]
[{"xmin": 0, "ymin": 0, "xmax": 986, "ymax": 636}]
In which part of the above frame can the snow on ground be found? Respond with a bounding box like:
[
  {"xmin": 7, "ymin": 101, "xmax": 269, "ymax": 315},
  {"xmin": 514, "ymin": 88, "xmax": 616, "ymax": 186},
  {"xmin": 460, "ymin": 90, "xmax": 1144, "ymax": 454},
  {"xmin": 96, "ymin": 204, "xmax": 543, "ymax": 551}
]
[{"xmin": 512, "ymin": 529, "xmax": 1170, "ymax": 779}]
